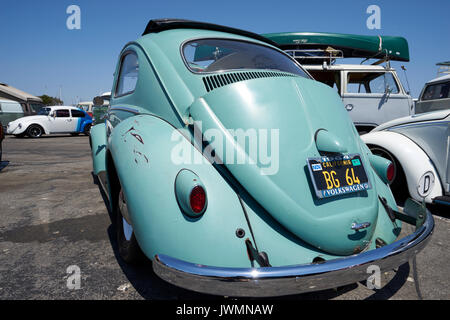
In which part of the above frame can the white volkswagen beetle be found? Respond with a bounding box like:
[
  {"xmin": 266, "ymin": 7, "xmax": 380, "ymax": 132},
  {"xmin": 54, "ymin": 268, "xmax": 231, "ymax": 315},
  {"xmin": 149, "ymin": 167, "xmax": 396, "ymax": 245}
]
[
  {"xmin": 6, "ymin": 106, "xmax": 93, "ymax": 138},
  {"xmin": 361, "ymin": 110, "xmax": 450, "ymax": 206}
]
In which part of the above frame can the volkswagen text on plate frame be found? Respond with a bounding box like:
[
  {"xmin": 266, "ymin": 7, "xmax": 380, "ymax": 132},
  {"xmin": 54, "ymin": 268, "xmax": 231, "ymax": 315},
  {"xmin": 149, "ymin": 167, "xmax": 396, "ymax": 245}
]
[{"xmin": 89, "ymin": 19, "xmax": 433, "ymax": 297}]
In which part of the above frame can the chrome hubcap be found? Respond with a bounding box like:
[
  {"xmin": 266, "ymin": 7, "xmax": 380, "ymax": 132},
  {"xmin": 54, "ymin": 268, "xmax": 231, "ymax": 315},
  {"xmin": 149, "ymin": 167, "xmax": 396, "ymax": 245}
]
[
  {"xmin": 122, "ymin": 218, "xmax": 133, "ymax": 241},
  {"xmin": 30, "ymin": 127, "xmax": 41, "ymax": 137},
  {"xmin": 119, "ymin": 190, "xmax": 133, "ymax": 241}
]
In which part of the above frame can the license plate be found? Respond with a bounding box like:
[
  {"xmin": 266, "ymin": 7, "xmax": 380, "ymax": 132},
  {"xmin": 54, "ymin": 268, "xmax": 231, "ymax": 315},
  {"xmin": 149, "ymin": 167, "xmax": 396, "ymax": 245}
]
[{"xmin": 307, "ymin": 154, "xmax": 371, "ymax": 199}]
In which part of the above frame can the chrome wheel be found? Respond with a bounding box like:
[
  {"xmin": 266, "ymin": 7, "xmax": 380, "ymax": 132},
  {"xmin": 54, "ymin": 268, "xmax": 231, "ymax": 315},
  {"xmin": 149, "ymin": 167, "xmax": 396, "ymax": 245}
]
[
  {"xmin": 116, "ymin": 186, "xmax": 144, "ymax": 264},
  {"xmin": 27, "ymin": 125, "xmax": 43, "ymax": 138},
  {"xmin": 119, "ymin": 189, "xmax": 133, "ymax": 241}
]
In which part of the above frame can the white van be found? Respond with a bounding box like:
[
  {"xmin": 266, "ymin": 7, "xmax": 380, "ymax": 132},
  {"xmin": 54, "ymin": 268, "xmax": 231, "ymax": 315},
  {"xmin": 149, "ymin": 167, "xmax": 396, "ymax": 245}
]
[{"xmin": 0, "ymin": 99, "xmax": 24, "ymax": 130}]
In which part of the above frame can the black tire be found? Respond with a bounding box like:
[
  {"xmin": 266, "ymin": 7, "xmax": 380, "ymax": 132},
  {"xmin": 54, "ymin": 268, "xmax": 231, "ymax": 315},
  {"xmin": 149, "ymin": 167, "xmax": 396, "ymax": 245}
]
[
  {"xmin": 14, "ymin": 132, "xmax": 27, "ymax": 138},
  {"xmin": 83, "ymin": 124, "xmax": 91, "ymax": 136},
  {"xmin": 370, "ymin": 146, "xmax": 409, "ymax": 206},
  {"xmin": 115, "ymin": 187, "xmax": 144, "ymax": 264},
  {"xmin": 27, "ymin": 125, "xmax": 43, "ymax": 138}
]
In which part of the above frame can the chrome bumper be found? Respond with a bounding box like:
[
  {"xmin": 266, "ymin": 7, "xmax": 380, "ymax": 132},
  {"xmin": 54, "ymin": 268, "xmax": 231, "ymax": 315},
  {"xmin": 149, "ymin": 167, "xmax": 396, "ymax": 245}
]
[{"xmin": 152, "ymin": 210, "xmax": 434, "ymax": 297}]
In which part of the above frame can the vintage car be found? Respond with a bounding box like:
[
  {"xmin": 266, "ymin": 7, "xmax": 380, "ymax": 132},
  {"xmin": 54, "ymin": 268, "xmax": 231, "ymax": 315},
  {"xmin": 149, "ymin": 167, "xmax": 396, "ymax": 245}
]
[
  {"xmin": 6, "ymin": 106, "xmax": 92, "ymax": 138},
  {"xmin": 415, "ymin": 74, "xmax": 450, "ymax": 114},
  {"xmin": 262, "ymin": 32, "xmax": 414, "ymax": 134},
  {"xmin": 361, "ymin": 110, "xmax": 450, "ymax": 207},
  {"xmin": 89, "ymin": 19, "xmax": 433, "ymax": 297}
]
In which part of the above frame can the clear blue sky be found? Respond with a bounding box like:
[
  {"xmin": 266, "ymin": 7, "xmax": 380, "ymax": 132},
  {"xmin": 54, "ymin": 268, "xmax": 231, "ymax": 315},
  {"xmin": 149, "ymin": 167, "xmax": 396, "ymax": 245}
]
[{"xmin": 1, "ymin": 0, "xmax": 449, "ymax": 104}]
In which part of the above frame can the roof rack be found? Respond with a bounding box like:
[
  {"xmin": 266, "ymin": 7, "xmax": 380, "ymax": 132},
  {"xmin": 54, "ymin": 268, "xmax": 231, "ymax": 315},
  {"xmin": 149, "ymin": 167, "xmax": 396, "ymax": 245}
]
[
  {"xmin": 285, "ymin": 48, "xmax": 344, "ymax": 65},
  {"xmin": 142, "ymin": 19, "xmax": 278, "ymax": 47}
]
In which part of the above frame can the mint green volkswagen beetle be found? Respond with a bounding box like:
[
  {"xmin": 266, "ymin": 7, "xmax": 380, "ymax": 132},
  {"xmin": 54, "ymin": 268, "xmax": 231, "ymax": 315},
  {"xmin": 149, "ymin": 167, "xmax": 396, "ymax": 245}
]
[{"xmin": 90, "ymin": 19, "xmax": 433, "ymax": 297}]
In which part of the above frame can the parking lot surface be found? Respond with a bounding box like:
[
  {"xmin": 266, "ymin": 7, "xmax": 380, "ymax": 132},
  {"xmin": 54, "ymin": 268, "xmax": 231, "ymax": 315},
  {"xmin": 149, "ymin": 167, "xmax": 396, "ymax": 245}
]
[{"xmin": 0, "ymin": 135, "xmax": 448, "ymax": 300}]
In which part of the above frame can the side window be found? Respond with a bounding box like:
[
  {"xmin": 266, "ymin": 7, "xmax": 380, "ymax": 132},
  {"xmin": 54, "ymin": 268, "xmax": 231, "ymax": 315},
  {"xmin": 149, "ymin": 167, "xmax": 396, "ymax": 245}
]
[
  {"xmin": 30, "ymin": 103, "xmax": 43, "ymax": 113},
  {"xmin": 378, "ymin": 72, "xmax": 399, "ymax": 93},
  {"xmin": 55, "ymin": 109, "xmax": 70, "ymax": 117},
  {"xmin": 115, "ymin": 52, "xmax": 139, "ymax": 97},
  {"xmin": 0, "ymin": 102, "xmax": 23, "ymax": 113},
  {"xmin": 71, "ymin": 109, "xmax": 85, "ymax": 118},
  {"xmin": 347, "ymin": 83, "xmax": 368, "ymax": 93},
  {"xmin": 346, "ymin": 73, "xmax": 368, "ymax": 93},
  {"xmin": 422, "ymin": 81, "xmax": 450, "ymax": 101},
  {"xmin": 347, "ymin": 72, "xmax": 399, "ymax": 94},
  {"xmin": 308, "ymin": 71, "xmax": 342, "ymax": 94}
]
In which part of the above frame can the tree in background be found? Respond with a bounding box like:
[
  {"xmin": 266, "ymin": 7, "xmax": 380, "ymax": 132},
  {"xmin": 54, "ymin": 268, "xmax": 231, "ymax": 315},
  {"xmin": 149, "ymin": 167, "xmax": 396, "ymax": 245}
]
[{"xmin": 39, "ymin": 95, "xmax": 63, "ymax": 106}]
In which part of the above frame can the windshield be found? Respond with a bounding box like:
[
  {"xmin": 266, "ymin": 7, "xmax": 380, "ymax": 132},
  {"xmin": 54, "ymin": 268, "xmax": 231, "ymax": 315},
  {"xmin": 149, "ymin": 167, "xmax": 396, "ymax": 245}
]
[
  {"xmin": 182, "ymin": 39, "xmax": 309, "ymax": 78},
  {"xmin": 37, "ymin": 107, "xmax": 51, "ymax": 115}
]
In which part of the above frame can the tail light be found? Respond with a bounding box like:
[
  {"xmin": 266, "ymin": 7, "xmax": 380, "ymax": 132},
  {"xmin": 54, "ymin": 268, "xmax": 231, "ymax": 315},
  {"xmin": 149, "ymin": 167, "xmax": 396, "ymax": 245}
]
[
  {"xmin": 369, "ymin": 154, "xmax": 394, "ymax": 184},
  {"xmin": 387, "ymin": 163, "xmax": 395, "ymax": 183},
  {"xmin": 190, "ymin": 186, "xmax": 206, "ymax": 214},
  {"xmin": 175, "ymin": 169, "xmax": 207, "ymax": 217}
]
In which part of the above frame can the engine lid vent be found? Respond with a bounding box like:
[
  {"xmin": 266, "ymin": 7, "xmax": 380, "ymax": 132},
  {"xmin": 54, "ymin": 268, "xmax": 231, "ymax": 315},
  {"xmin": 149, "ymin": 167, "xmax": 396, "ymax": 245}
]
[{"xmin": 202, "ymin": 71, "xmax": 297, "ymax": 92}]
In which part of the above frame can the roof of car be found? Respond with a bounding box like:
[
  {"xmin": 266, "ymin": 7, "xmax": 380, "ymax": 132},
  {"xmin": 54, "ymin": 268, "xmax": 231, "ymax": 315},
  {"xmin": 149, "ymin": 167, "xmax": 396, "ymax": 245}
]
[
  {"xmin": 426, "ymin": 74, "xmax": 450, "ymax": 84},
  {"xmin": 142, "ymin": 19, "xmax": 278, "ymax": 47},
  {"xmin": 372, "ymin": 109, "xmax": 450, "ymax": 132}
]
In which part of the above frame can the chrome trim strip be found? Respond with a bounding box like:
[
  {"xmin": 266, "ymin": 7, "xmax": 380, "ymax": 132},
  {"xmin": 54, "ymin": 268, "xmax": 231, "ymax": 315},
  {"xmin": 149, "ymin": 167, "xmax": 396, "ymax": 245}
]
[
  {"xmin": 110, "ymin": 106, "xmax": 140, "ymax": 114},
  {"xmin": 152, "ymin": 210, "xmax": 434, "ymax": 297}
]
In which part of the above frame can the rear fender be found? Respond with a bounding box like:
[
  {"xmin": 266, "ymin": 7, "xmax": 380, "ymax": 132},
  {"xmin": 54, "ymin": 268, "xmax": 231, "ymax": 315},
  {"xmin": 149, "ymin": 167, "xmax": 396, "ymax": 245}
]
[
  {"xmin": 108, "ymin": 114, "xmax": 254, "ymax": 268},
  {"xmin": 361, "ymin": 131, "xmax": 443, "ymax": 203}
]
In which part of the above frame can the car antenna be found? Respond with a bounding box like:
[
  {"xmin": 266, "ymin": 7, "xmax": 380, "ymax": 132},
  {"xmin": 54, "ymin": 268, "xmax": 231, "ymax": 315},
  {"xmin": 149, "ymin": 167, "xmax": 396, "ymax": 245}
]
[{"xmin": 401, "ymin": 65, "xmax": 411, "ymax": 95}]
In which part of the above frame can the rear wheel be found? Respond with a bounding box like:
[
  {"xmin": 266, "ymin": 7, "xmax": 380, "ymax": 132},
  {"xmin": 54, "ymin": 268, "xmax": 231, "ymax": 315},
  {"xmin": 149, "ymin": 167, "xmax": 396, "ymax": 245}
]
[
  {"xmin": 370, "ymin": 146, "xmax": 409, "ymax": 205},
  {"xmin": 116, "ymin": 187, "xmax": 144, "ymax": 264},
  {"xmin": 27, "ymin": 125, "xmax": 43, "ymax": 138}
]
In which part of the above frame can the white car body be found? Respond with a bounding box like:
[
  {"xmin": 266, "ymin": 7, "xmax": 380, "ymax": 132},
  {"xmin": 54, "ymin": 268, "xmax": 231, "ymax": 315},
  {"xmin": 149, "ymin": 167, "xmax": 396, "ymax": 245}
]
[
  {"xmin": 361, "ymin": 110, "xmax": 450, "ymax": 204},
  {"xmin": 6, "ymin": 105, "xmax": 92, "ymax": 137}
]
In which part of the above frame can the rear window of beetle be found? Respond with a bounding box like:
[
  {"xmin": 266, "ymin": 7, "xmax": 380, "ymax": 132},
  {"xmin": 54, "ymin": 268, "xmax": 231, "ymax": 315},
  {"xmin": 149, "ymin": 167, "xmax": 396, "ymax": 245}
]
[{"xmin": 182, "ymin": 39, "xmax": 309, "ymax": 78}]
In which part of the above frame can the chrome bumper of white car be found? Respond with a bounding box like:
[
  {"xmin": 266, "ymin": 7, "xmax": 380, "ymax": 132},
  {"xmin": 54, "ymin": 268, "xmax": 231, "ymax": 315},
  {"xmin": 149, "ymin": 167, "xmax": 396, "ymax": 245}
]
[{"xmin": 152, "ymin": 209, "xmax": 434, "ymax": 297}]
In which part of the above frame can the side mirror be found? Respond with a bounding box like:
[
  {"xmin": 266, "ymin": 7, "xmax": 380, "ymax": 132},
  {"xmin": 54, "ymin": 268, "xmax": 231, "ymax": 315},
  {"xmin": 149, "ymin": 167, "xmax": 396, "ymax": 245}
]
[{"xmin": 93, "ymin": 96, "xmax": 104, "ymax": 105}]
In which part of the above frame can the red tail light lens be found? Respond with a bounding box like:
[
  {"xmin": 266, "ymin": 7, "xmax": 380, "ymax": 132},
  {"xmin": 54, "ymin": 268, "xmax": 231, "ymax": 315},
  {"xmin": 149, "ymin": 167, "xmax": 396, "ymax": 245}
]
[
  {"xmin": 190, "ymin": 186, "xmax": 206, "ymax": 214},
  {"xmin": 387, "ymin": 163, "xmax": 395, "ymax": 183}
]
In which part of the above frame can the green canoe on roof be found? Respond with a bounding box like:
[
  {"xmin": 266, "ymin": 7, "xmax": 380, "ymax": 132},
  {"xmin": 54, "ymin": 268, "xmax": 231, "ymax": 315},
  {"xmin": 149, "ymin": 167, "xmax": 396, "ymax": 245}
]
[{"xmin": 262, "ymin": 32, "xmax": 409, "ymax": 62}]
